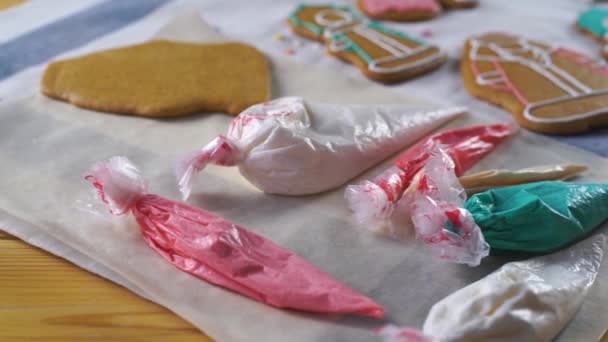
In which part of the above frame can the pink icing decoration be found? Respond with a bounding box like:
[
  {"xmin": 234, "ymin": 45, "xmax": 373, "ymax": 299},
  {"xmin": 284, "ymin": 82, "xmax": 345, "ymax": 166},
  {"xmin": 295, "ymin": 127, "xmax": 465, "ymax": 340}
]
[
  {"xmin": 470, "ymin": 56, "xmax": 529, "ymax": 106},
  {"xmin": 554, "ymin": 47, "xmax": 608, "ymax": 78},
  {"xmin": 362, "ymin": 0, "xmax": 441, "ymax": 15}
]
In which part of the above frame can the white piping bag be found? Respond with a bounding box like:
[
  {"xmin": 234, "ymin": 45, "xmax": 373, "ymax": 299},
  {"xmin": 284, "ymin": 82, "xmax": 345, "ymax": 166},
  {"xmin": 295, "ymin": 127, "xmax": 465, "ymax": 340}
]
[
  {"xmin": 377, "ymin": 234, "xmax": 606, "ymax": 342},
  {"xmin": 176, "ymin": 97, "xmax": 464, "ymax": 198}
]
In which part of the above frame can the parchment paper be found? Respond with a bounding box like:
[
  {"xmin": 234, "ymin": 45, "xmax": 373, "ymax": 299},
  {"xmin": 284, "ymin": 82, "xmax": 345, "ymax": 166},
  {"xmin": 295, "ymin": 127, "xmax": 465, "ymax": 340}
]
[{"xmin": 1, "ymin": 4, "xmax": 607, "ymax": 342}]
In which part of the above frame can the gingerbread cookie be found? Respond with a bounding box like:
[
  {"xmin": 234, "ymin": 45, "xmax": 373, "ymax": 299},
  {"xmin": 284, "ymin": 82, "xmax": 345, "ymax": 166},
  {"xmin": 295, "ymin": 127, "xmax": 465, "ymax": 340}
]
[
  {"xmin": 0, "ymin": 0, "xmax": 25, "ymax": 11},
  {"xmin": 356, "ymin": 0, "xmax": 477, "ymax": 22},
  {"xmin": 577, "ymin": 6, "xmax": 608, "ymax": 59},
  {"xmin": 41, "ymin": 40, "xmax": 270, "ymax": 117},
  {"xmin": 461, "ymin": 32, "xmax": 608, "ymax": 134},
  {"xmin": 288, "ymin": 4, "xmax": 446, "ymax": 83},
  {"xmin": 438, "ymin": 0, "xmax": 477, "ymax": 9},
  {"xmin": 357, "ymin": 0, "xmax": 442, "ymax": 22}
]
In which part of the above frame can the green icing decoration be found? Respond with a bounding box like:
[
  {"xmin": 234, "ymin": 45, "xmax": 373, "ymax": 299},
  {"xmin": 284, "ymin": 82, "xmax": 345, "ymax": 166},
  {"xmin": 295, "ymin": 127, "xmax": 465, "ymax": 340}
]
[
  {"xmin": 289, "ymin": 3, "xmax": 428, "ymax": 65},
  {"xmin": 465, "ymin": 181, "xmax": 608, "ymax": 254},
  {"xmin": 288, "ymin": 3, "xmax": 362, "ymax": 36},
  {"xmin": 288, "ymin": 5, "xmax": 322, "ymax": 35},
  {"xmin": 303, "ymin": 21, "xmax": 322, "ymax": 35},
  {"xmin": 333, "ymin": 32, "xmax": 374, "ymax": 63},
  {"xmin": 578, "ymin": 6, "xmax": 608, "ymax": 37},
  {"xmin": 445, "ymin": 220, "xmax": 457, "ymax": 234},
  {"xmin": 367, "ymin": 21, "xmax": 424, "ymax": 45}
]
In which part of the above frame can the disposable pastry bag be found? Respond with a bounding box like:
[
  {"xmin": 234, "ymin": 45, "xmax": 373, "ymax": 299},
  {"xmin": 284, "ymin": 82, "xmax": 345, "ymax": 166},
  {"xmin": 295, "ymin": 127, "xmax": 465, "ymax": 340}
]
[
  {"xmin": 378, "ymin": 234, "xmax": 606, "ymax": 342},
  {"xmin": 1, "ymin": 6, "xmax": 607, "ymax": 342},
  {"xmin": 177, "ymin": 96, "xmax": 463, "ymax": 197}
]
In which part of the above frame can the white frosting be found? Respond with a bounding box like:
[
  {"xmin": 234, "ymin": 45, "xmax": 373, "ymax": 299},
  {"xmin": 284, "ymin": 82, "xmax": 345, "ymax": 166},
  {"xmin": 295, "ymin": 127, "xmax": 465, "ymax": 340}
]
[
  {"xmin": 422, "ymin": 235, "xmax": 606, "ymax": 342},
  {"xmin": 226, "ymin": 97, "xmax": 464, "ymax": 195}
]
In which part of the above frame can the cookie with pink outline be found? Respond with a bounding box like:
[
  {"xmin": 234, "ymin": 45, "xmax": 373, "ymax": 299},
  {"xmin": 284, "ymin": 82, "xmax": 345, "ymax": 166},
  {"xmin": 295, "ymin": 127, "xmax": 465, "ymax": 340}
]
[{"xmin": 461, "ymin": 32, "xmax": 608, "ymax": 134}]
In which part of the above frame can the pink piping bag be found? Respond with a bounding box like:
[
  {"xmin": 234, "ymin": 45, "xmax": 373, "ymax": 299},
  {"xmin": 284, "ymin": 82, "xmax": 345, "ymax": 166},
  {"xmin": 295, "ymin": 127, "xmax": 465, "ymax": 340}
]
[
  {"xmin": 345, "ymin": 123, "xmax": 517, "ymax": 226},
  {"xmin": 84, "ymin": 156, "xmax": 385, "ymax": 318}
]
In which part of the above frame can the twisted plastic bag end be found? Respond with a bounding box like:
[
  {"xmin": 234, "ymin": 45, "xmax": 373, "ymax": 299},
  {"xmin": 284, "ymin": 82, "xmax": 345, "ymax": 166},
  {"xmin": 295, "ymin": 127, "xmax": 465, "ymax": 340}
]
[
  {"xmin": 175, "ymin": 135, "xmax": 240, "ymax": 201},
  {"xmin": 84, "ymin": 156, "xmax": 147, "ymax": 215},
  {"xmin": 376, "ymin": 324, "xmax": 437, "ymax": 342},
  {"xmin": 410, "ymin": 148, "xmax": 490, "ymax": 267},
  {"xmin": 345, "ymin": 181, "xmax": 394, "ymax": 229}
]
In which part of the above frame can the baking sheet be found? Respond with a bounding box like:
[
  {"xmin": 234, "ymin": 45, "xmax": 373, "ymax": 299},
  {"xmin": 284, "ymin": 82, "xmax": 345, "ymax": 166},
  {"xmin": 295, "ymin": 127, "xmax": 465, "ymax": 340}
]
[{"xmin": 1, "ymin": 1, "xmax": 607, "ymax": 341}]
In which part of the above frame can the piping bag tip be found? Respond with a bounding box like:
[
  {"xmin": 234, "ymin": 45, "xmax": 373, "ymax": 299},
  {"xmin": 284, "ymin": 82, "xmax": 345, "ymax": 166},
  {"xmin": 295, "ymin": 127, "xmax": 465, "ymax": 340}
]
[
  {"xmin": 345, "ymin": 181, "xmax": 394, "ymax": 228},
  {"xmin": 175, "ymin": 151, "xmax": 198, "ymax": 201},
  {"xmin": 84, "ymin": 156, "xmax": 147, "ymax": 215},
  {"xmin": 174, "ymin": 135, "xmax": 240, "ymax": 201},
  {"xmin": 375, "ymin": 324, "xmax": 436, "ymax": 342}
]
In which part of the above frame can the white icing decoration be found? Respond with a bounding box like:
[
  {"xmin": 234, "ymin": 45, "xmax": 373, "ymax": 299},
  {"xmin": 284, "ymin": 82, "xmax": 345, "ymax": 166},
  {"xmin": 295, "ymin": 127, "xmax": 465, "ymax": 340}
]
[
  {"xmin": 524, "ymin": 89, "xmax": 608, "ymax": 124},
  {"xmin": 313, "ymin": 8, "xmax": 444, "ymax": 75},
  {"xmin": 475, "ymin": 70, "xmax": 506, "ymax": 86},
  {"xmin": 314, "ymin": 8, "xmax": 355, "ymax": 34},
  {"xmin": 469, "ymin": 34, "xmax": 608, "ymax": 125}
]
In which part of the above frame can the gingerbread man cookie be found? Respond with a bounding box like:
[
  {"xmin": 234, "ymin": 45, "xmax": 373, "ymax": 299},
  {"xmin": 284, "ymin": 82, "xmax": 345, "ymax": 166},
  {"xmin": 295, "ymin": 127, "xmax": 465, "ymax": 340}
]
[
  {"xmin": 577, "ymin": 6, "xmax": 608, "ymax": 59},
  {"xmin": 357, "ymin": 0, "xmax": 478, "ymax": 22},
  {"xmin": 42, "ymin": 40, "xmax": 271, "ymax": 117},
  {"xmin": 461, "ymin": 32, "xmax": 608, "ymax": 134},
  {"xmin": 288, "ymin": 4, "xmax": 446, "ymax": 83}
]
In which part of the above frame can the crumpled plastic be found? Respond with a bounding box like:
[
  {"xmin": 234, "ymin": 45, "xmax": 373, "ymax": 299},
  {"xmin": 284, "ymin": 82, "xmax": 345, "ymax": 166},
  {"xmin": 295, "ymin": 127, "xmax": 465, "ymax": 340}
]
[
  {"xmin": 458, "ymin": 164, "xmax": 588, "ymax": 195},
  {"xmin": 467, "ymin": 180, "xmax": 608, "ymax": 254},
  {"xmin": 176, "ymin": 96, "xmax": 464, "ymax": 199},
  {"xmin": 85, "ymin": 156, "xmax": 385, "ymax": 318},
  {"xmin": 403, "ymin": 148, "xmax": 490, "ymax": 266},
  {"xmin": 376, "ymin": 234, "xmax": 606, "ymax": 342},
  {"xmin": 345, "ymin": 123, "xmax": 517, "ymax": 227}
]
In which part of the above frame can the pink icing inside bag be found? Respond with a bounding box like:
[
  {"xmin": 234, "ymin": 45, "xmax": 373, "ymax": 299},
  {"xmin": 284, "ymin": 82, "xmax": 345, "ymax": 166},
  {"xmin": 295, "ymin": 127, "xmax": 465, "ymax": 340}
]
[
  {"xmin": 345, "ymin": 123, "xmax": 517, "ymax": 227},
  {"xmin": 85, "ymin": 156, "xmax": 385, "ymax": 318}
]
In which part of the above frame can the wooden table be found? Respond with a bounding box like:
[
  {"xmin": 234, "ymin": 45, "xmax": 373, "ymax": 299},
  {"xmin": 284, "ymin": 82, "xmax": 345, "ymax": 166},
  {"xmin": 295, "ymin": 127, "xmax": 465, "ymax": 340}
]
[
  {"xmin": 2, "ymin": 235, "xmax": 608, "ymax": 341},
  {"xmin": 0, "ymin": 230, "xmax": 213, "ymax": 341},
  {"xmin": 0, "ymin": 0, "xmax": 25, "ymax": 11}
]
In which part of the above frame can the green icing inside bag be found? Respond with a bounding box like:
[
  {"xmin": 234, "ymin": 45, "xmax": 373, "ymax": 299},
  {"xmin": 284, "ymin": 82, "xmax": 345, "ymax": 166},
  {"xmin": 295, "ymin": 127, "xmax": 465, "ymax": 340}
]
[{"xmin": 465, "ymin": 181, "xmax": 608, "ymax": 254}]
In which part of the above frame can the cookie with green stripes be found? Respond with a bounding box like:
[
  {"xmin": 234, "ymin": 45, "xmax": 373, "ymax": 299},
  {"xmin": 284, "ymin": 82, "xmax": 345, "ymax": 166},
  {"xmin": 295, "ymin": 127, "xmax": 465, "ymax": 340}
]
[{"xmin": 287, "ymin": 4, "xmax": 446, "ymax": 83}]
